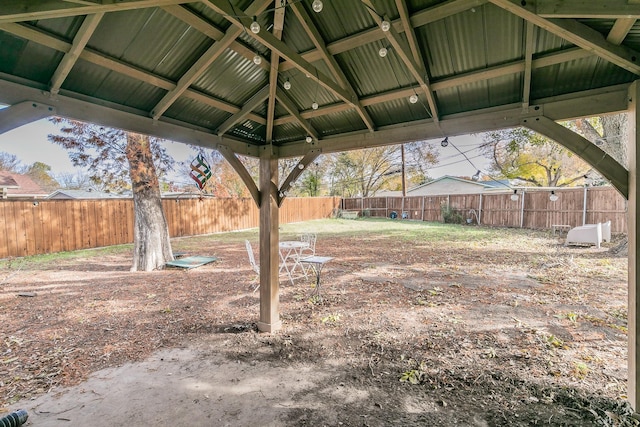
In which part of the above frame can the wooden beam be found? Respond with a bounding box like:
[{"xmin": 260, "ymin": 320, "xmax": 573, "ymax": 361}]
[
  {"xmin": 216, "ymin": 144, "xmax": 260, "ymax": 206},
  {"xmin": 289, "ymin": 1, "xmax": 375, "ymax": 131},
  {"xmin": 521, "ymin": 115, "xmax": 628, "ymax": 197},
  {"xmin": 490, "ymin": 0, "xmax": 640, "ymax": 75},
  {"xmin": 277, "ymin": 84, "xmax": 630, "ymax": 157},
  {"xmin": 0, "ymin": 77, "xmax": 260, "ymax": 156},
  {"xmin": 265, "ymin": 0, "xmax": 285, "ymax": 143},
  {"xmin": 628, "ymin": 80, "xmax": 640, "ymax": 412},
  {"xmin": 0, "ymin": 101, "xmax": 56, "ymax": 135},
  {"xmin": 277, "ymin": 149, "xmax": 320, "ymax": 206},
  {"xmin": 535, "ymin": 0, "xmax": 640, "ymax": 18},
  {"xmin": 607, "ymin": 18, "xmax": 636, "ymax": 45},
  {"xmin": 49, "ymin": 12, "xmax": 103, "ymax": 95},
  {"xmin": 0, "ymin": 0, "xmax": 188, "ymax": 23},
  {"xmin": 275, "ymin": 88, "xmax": 319, "ymax": 140},
  {"xmin": 522, "ymin": 21, "xmax": 534, "ymax": 109},
  {"xmin": 257, "ymin": 146, "xmax": 281, "ymax": 332},
  {"xmin": 161, "ymin": 5, "xmax": 270, "ymax": 72},
  {"xmin": 216, "ymin": 85, "xmax": 269, "ymax": 135},
  {"xmin": 0, "ymin": 22, "xmax": 266, "ymax": 125}
]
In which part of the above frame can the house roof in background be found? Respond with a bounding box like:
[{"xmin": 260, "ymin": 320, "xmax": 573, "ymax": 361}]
[
  {"xmin": 47, "ymin": 189, "xmax": 128, "ymax": 199},
  {"xmin": 0, "ymin": 171, "xmax": 48, "ymax": 197}
]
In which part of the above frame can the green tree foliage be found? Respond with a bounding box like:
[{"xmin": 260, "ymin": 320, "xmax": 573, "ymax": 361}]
[
  {"xmin": 48, "ymin": 118, "xmax": 174, "ymax": 193},
  {"xmin": 481, "ymin": 127, "xmax": 591, "ymax": 187},
  {"xmin": 24, "ymin": 161, "xmax": 59, "ymax": 192}
]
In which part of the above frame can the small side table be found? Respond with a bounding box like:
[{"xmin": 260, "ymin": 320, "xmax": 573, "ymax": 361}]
[{"xmin": 300, "ymin": 256, "xmax": 334, "ymax": 299}]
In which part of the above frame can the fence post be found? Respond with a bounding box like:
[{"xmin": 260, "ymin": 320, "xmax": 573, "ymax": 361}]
[
  {"xmin": 421, "ymin": 196, "xmax": 425, "ymax": 222},
  {"xmin": 520, "ymin": 190, "xmax": 525, "ymax": 228},
  {"xmin": 582, "ymin": 187, "xmax": 588, "ymax": 225},
  {"xmin": 478, "ymin": 193, "xmax": 483, "ymax": 225}
]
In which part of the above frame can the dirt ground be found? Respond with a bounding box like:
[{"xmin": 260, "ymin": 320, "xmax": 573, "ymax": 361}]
[{"xmin": 0, "ymin": 219, "xmax": 636, "ymax": 426}]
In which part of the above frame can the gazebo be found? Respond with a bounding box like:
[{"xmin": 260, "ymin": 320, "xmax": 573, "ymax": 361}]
[{"xmin": 0, "ymin": 0, "xmax": 639, "ymax": 409}]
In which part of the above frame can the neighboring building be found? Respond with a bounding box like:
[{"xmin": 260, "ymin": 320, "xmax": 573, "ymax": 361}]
[
  {"xmin": 407, "ymin": 176, "xmax": 511, "ymax": 196},
  {"xmin": 0, "ymin": 171, "xmax": 48, "ymax": 199},
  {"xmin": 374, "ymin": 176, "xmax": 512, "ymax": 197},
  {"xmin": 47, "ymin": 189, "xmax": 128, "ymax": 199}
]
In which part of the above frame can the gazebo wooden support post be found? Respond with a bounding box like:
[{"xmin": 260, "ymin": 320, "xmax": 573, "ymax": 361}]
[
  {"xmin": 628, "ymin": 81, "xmax": 640, "ymax": 411},
  {"xmin": 257, "ymin": 147, "xmax": 282, "ymax": 333}
]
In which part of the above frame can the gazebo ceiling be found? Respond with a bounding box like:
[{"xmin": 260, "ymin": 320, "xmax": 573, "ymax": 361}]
[{"xmin": 0, "ymin": 0, "xmax": 639, "ymax": 159}]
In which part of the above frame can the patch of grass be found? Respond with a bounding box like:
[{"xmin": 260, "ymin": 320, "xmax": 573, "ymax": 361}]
[{"xmin": 0, "ymin": 245, "xmax": 132, "ymax": 269}]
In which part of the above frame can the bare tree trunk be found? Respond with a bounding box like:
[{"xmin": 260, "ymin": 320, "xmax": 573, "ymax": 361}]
[{"xmin": 126, "ymin": 133, "xmax": 173, "ymax": 271}]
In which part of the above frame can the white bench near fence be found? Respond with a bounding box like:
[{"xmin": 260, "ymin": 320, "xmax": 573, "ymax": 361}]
[{"xmin": 565, "ymin": 220, "xmax": 611, "ymax": 249}]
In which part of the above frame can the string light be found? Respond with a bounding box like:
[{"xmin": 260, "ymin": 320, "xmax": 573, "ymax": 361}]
[
  {"xmin": 250, "ymin": 17, "xmax": 260, "ymax": 34},
  {"xmin": 306, "ymin": 136, "xmax": 313, "ymax": 143},
  {"xmin": 283, "ymin": 79, "xmax": 291, "ymax": 90},
  {"xmin": 311, "ymin": 102, "xmax": 319, "ymax": 110},
  {"xmin": 253, "ymin": 54, "xmax": 262, "ymax": 65},
  {"xmin": 378, "ymin": 47, "xmax": 388, "ymax": 57},
  {"xmin": 440, "ymin": 137, "xmax": 449, "ymax": 147},
  {"xmin": 511, "ymin": 189, "xmax": 519, "ymax": 201},
  {"xmin": 549, "ymin": 191, "xmax": 559, "ymax": 202},
  {"xmin": 298, "ymin": 163, "xmax": 305, "ymax": 169},
  {"xmin": 472, "ymin": 170, "xmax": 481, "ymax": 181},
  {"xmin": 409, "ymin": 94, "xmax": 418, "ymax": 104},
  {"xmin": 312, "ymin": 0, "xmax": 323, "ymax": 13},
  {"xmin": 380, "ymin": 20, "xmax": 391, "ymax": 32}
]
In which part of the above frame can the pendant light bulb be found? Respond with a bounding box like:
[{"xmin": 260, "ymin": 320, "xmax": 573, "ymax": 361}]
[
  {"xmin": 283, "ymin": 79, "xmax": 291, "ymax": 90},
  {"xmin": 511, "ymin": 190, "xmax": 519, "ymax": 201},
  {"xmin": 306, "ymin": 136, "xmax": 313, "ymax": 143},
  {"xmin": 298, "ymin": 163, "xmax": 305, "ymax": 169},
  {"xmin": 312, "ymin": 101, "xmax": 319, "ymax": 110},
  {"xmin": 380, "ymin": 20, "xmax": 391, "ymax": 32},
  {"xmin": 250, "ymin": 17, "xmax": 260, "ymax": 34},
  {"xmin": 409, "ymin": 94, "xmax": 418, "ymax": 104},
  {"xmin": 549, "ymin": 191, "xmax": 559, "ymax": 202},
  {"xmin": 312, "ymin": 0, "xmax": 323, "ymax": 13},
  {"xmin": 440, "ymin": 137, "xmax": 449, "ymax": 147},
  {"xmin": 378, "ymin": 47, "xmax": 388, "ymax": 57},
  {"xmin": 253, "ymin": 54, "xmax": 262, "ymax": 65}
]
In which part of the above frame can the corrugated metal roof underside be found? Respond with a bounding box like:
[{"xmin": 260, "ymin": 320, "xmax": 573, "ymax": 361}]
[
  {"xmin": 367, "ymin": 98, "xmax": 432, "ymax": 126},
  {"xmin": 0, "ymin": 34, "xmax": 61, "ymax": 83}
]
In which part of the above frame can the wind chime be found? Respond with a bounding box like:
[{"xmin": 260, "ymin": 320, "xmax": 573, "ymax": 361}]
[{"xmin": 189, "ymin": 154, "xmax": 212, "ymax": 200}]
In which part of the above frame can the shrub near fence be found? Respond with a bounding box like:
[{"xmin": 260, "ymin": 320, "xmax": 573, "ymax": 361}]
[
  {"xmin": 342, "ymin": 186, "xmax": 627, "ymax": 234},
  {"xmin": 0, "ymin": 196, "xmax": 341, "ymax": 259}
]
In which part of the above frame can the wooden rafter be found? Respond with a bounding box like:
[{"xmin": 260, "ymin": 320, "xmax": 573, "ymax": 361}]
[
  {"xmin": 0, "ymin": 0, "xmax": 188, "ymax": 23},
  {"xmin": 289, "ymin": 1, "xmax": 375, "ymax": 131},
  {"xmin": 535, "ymin": 0, "xmax": 640, "ymax": 18},
  {"xmin": 490, "ymin": 0, "xmax": 640, "ymax": 75},
  {"xmin": 266, "ymin": 0, "xmax": 286, "ymax": 143},
  {"xmin": 151, "ymin": 0, "xmax": 272, "ymax": 120},
  {"xmin": 361, "ymin": 0, "xmax": 439, "ymax": 121},
  {"xmin": 216, "ymin": 144, "xmax": 260, "ymax": 206},
  {"xmin": 49, "ymin": 12, "xmax": 103, "ymax": 95},
  {"xmin": 161, "ymin": 5, "xmax": 270, "ymax": 72},
  {"xmin": 277, "ymin": 149, "xmax": 320, "ymax": 206},
  {"xmin": 521, "ymin": 21, "xmax": 534, "ymax": 109},
  {"xmin": 201, "ymin": 0, "xmax": 375, "ymax": 132},
  {"xmin": 607, "ymin": 18, "xmax": 636, "ymax": 45},
  {"xmin": 0, "ymin": 21, "xmax": 267, "ymax": 125},
  {"xmin": 275, "ymin": 88, "xmax": 318, "ymax": 140},
  {"xmin": 216, "ymin": 86, "xmax": 270, "ymax": 136}
]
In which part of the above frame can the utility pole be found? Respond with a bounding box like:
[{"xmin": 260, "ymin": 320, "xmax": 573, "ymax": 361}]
[{"xmin": 401, "ymin": 144, "xmax": 406, "ymax": 197}]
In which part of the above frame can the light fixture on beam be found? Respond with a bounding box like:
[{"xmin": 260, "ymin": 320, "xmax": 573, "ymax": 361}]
[
  {"xmin": 250, "ymin": 17, "xmax": 260, "ymax": 34},
  {"xmin": 253, "ymin": 54, "xmax": 262, "ymax": 65},
  {"xmin": 298, "ymin": 163, "xmax": 305, "ymax": 169},
  {"xmin": 305, "ymin": 136, "xmax": 313, "ymax": 143},
  {"xmin": 409, "ymin": 94, "xmax": 418, "ymax": 104},
  {"xmin": 380, "ymin": 20, "xmax": 391, "ymax": 32},
  {"xmin": 311, "ymin": 102, "xmax": 319, "ymax": 110},
  {"xmin": 312, "ymin": 0, "xmax": 323, "ymax": 13},
  {"xmin": 283, "ymin": 79, "xmax": 291, "ymax": 90},
  {"xmin": 378, "ymin": 47, "xmax": 388, "ymax": 57}
]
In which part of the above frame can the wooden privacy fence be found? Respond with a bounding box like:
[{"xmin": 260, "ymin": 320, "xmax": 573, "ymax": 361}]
[
  {"xmin": 343, "ymin": 186, "xmax": 628, "ymax": 234},
  {"xmin": 0, "ymin": 196, "xmax": 340, "ymax": 259}
]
